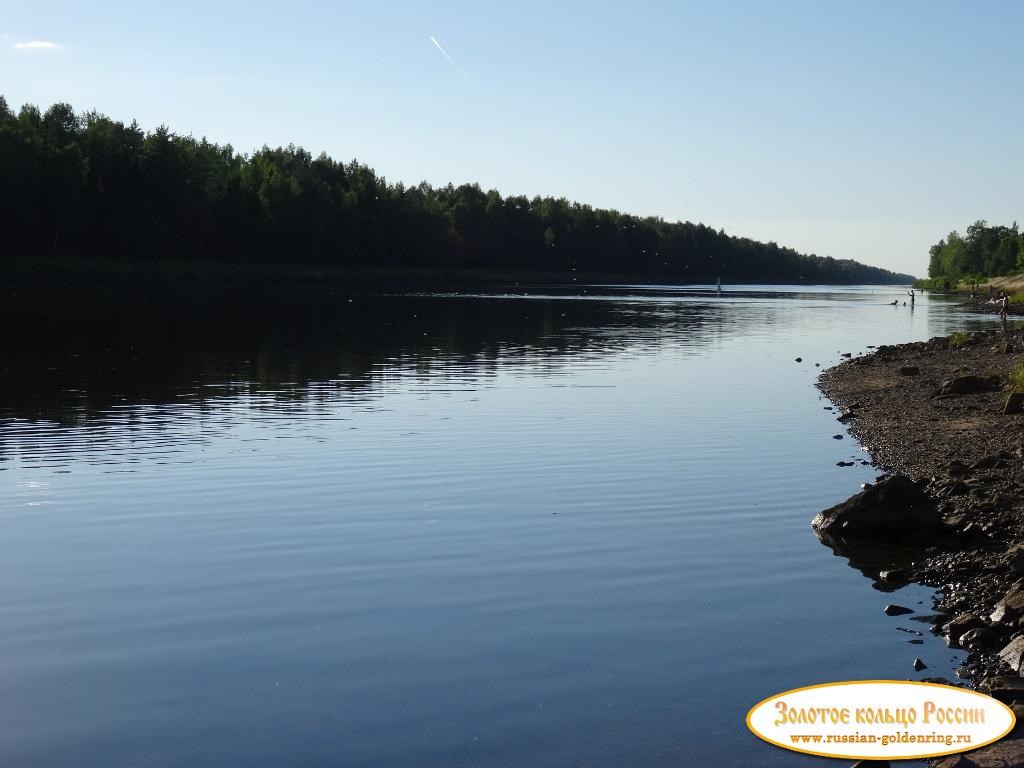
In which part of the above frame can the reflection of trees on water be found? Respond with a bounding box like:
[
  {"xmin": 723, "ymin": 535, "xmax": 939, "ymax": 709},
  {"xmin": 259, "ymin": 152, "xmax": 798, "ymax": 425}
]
[
  {"xmin": 0, "ymin": 283, "xmax": 899, "ymax": 439},
  {"xmin": 0, "ymin": 284, "xmax": 735, "ymax": 428}
]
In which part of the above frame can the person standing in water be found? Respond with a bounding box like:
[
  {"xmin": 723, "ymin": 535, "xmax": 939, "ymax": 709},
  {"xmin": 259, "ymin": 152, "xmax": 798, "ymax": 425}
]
[{"xmin": 906, "ymin": 289, "xmax": 915, "ymax": 307}]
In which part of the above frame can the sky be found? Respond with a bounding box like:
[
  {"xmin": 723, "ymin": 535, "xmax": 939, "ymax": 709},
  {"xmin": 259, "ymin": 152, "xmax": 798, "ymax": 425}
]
[{"xmin": 3, "ymin": 0, "xmax": 1022, "ymax": 277}]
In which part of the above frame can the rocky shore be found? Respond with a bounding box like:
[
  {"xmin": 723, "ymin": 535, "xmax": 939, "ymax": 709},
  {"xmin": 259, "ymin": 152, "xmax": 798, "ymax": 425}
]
[{"xmin": 818, "ymin": 328, "xmax": 1024, "ymax": 767}]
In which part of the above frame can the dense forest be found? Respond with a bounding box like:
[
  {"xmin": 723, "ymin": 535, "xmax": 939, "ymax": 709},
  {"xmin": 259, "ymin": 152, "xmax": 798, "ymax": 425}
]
[
  {"xmin": 0, "ymin": 98, "xmax": 912, "ymax": 284},
  {"xmin": 927, "ymin": 220, "xmax": 1022, "ymax": 282}
]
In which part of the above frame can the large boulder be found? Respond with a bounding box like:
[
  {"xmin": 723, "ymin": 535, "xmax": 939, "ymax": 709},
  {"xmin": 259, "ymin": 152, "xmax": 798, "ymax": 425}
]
[{"xmin": 812, "ymin": 474, "xmax": 940, "ymax": 541}]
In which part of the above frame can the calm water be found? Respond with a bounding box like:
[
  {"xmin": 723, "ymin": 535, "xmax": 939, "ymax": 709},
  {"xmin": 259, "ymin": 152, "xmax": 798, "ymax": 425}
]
[{"xmin": 0, "ymin": 284, "xmax": 1004, "ymax": 767}]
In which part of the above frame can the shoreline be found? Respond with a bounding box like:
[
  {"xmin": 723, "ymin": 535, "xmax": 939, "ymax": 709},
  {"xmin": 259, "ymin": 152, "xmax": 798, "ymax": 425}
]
[
  {"xmin": 818, "ymin": 328, "xmax": 1024, "ymax": 766},
  {"xmin": 0, "ymin": 254, "xmax": 912, "ymax": 290}
]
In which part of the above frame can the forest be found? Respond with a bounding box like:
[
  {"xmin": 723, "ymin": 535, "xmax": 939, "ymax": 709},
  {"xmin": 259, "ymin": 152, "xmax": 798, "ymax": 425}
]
[
  {"xmin": 927, "ymin": 220, "xmax": 1022, "ymax": 282},
  {"xmin": 0, "ymin": 98, "xmax": 913, "ymax": 284}
]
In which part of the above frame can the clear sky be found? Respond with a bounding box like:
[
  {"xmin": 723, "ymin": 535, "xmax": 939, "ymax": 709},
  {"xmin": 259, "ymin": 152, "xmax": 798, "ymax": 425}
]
[{"xmin": 4, "ymin": 0, "xmax": 1022, "ymax": 277}]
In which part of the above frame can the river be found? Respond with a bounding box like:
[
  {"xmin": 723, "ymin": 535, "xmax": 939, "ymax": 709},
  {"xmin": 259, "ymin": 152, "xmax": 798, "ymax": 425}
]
[{"xmin": 0, "ymin": 283, "xmax": 1001, "ymax": 766}]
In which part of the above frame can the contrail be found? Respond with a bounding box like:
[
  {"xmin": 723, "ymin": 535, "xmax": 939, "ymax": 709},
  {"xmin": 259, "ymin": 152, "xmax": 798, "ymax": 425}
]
[{"xmin": 430, "ymin": 35, "xmax": 471, "ymax": 82}]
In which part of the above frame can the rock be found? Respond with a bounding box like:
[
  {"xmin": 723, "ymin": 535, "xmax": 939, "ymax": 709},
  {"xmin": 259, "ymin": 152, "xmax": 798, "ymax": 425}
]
[
  {"xmin": 1006, "ymin": 392, "xmax": 1024, "ymax": 415},
  {"xmin": 998, "ymin": 635, "xmax": 1024, "ymax": 674},
  {"xmin": 841, "ymin": 352, "xmax": 852, "ymax": 358},
  {"xmin": 931, "ymin": 738, "xmax": 1024, "ymax": 767},
  {"xmin": 912, "ymin": 657, "xmax": 927, "ymax": 671},
  {"xmin": 812, "ymin": 474, "xmax": 941, "ymax": 541},
  {"xmin": 884, "ymin": 604, "xmax": 914, "ymax": 616},
  {"xmin": 972, "ymin": 455, "xmax": 1002, "ymax": 470},
  {"xmin": 946, "ymin": 460, "xmax": 970, "ymax": 477},
  {"xmin": 1008, "ymin": 544, "xmax": 1024, "ymax": 576},
  {"xmin": 795, "ymin": 357, "xmax": 802, "ymax": 362},
  {"xmin": 899, "ymin": 364, "xmax": 920, "ymax": 375},
  {"xmin": 959, "ymin": 628, "xmax": 998, "ymax": 650},
  {"xmin": 947, "ymin": 480, "xmax": 970, "ymax": 496},
  {"xmin": 879, "ymin": 568, "xmax": 907, "ymax": 583},
  {"xmin": 991, "ymin": 587, "xmax": 1024, "ymax": 624},
  {"xmin": 995, "ymin": 493, "xmax": 1015, "ymax": 510},
  {"xmin": 907, "ymin": 638, "xmax": 923, "ymax": 644},
  {"xmin": 943, "ymin": 514, "xmax": 968, "ymax": 533},
  {"xmin": 833, "ymin": 434, "xmax": 844, "ymax": 439},
  {"xmin": 850, "ymin": 761, "xmax": 890, "ymax": 768},
  {"xmin": 943, "ymin": 613, "xmax": 984, "ymax": 646},
  {"xmin": 935, "ymin": 375, "xmax": 1001, "ymax": 396},
  {"xmin": 978, "ymin": 675, "xmax": 1024, "ymax": 704}
]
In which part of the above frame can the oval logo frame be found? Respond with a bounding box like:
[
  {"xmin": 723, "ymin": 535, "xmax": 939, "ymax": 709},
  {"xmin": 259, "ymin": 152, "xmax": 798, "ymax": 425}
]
[{"xmin": 746, "ymin": 680, "xmax": 1015, "ymax": 760}]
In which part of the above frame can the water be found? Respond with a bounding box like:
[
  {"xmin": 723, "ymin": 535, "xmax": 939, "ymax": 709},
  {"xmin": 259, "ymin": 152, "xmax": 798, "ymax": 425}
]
[{"xmin": 0, "ymin": 284, "xmax": 1002, "ymax": 767}]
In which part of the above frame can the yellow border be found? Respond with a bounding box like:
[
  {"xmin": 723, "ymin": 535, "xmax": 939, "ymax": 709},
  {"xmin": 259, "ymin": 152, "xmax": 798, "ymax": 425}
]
[{"xmin": 745, "ymin": 679, "xmax": 1017, "ymax": 760}]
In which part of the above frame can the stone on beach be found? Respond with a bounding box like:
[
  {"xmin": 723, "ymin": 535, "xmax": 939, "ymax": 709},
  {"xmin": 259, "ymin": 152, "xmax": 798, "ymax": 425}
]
[
  {"xmin": 990, "ymin": 586, "xmax": 1024, "ymax": 624},
  {"xmin": 931, "ymin": 738, "xmax": 1024, "ymax": 768},
  {"xmin": 998, "ymin": 636, "xmax": 1024, "ymax": 674},
  {"xmin": 959, "ymin": 628, "xmax": 998, "ymax": 650},
  {"xmin": 942, "ymin": 613, "xmax": 984, "ymax": 647},
  {"xmin": 811, "ymin": 474, "xmax": 940, "ymax": 541},
  {"xmin": 1006, "ymin": 392, "xmax": 1024, "ymax": 415},
  {"xmin": 978, "ymin": 675, "xmax": 1024, "ymax": 704},
  {"xmin": 934, "ymin": 375, "xmax": 1001, "ymax": 397}
]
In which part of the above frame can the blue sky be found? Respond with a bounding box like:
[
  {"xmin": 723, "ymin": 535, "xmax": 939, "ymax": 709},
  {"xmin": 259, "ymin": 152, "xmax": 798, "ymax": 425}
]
[{"xmin": 4, "ymin": 0, "xmax": 1022, "ymax": 277}]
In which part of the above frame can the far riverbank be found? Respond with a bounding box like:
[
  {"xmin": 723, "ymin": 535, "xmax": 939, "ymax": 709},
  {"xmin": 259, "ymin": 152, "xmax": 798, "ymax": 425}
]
[{"xmin": 0, "ymin": 254, "xmax": 912, "ymax": 291}]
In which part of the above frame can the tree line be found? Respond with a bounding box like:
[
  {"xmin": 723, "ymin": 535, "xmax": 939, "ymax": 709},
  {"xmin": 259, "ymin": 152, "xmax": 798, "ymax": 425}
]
[
  {"xmin": 0, "ymin": 97, "xmax": 912, "ymax": 284},
  {"xmin": 927, "ymin": 220, "xmax": 1022, "ymax": 282}
]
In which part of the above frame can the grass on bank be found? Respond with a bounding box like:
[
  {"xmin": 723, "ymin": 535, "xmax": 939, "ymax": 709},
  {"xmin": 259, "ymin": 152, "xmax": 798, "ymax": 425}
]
[
  {"xmin": 915, "ymin": 273, "xmax": 1024, "ymax": 295},
  {"xmin": 1010, "ymin": 361, "xmax": 1024, "ymax": 394},
  {"xmin": 949, "ymin": 331, "xmax": 971, "ymax": 349}
]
